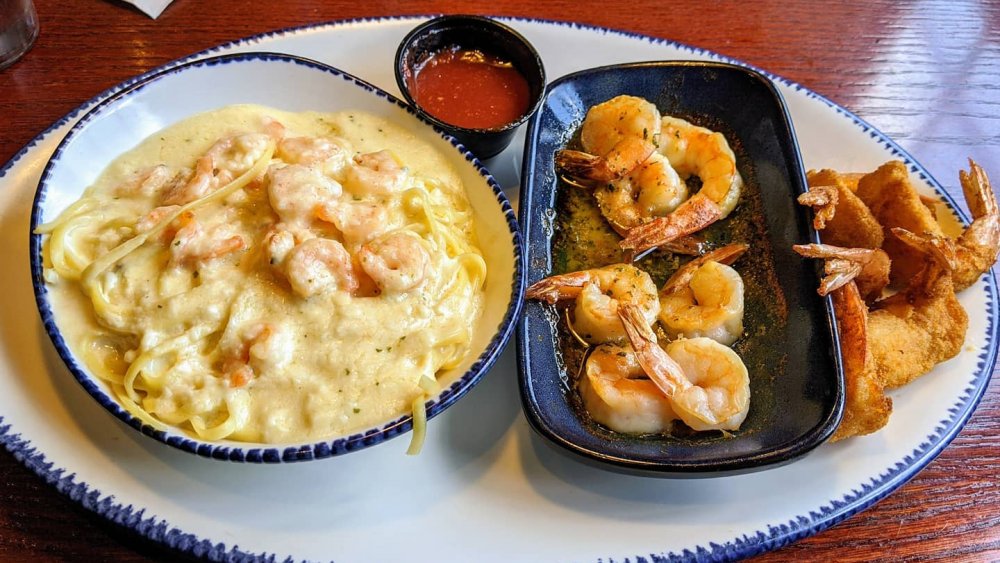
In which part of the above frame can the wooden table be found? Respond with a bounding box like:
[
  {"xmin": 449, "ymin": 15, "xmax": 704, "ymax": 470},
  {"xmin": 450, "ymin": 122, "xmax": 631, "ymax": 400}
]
[{"xmin": 1, "ymin": 1, "xmax": 998, "ymax": 560}]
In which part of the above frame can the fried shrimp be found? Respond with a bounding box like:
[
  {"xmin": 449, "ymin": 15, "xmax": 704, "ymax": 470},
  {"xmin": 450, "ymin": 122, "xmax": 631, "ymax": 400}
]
[
  {"xmin": 619, "ymin": 116, "xmax": 742, "ymax": 255},
  {"xmin": 828, "ymin": 281, "xmax": 892, "ymax": 442},
  {"xmin": 526, "ymin": 264, "xmax": 660, "ymax": 344},
  {"xmin": 619, "ymin": 304, "xmax": 750, "ymax": 432},
  {"xmin": 902, "ymin": 160, "xmax": 1000, "ymax": 291},
  {"xmin": 868, "ymin": 228, "xmax": 968, "ymax": 389},
  {"xmin": 854, "ymin": 161, "xmax": 946, "ymax": 286},
  {"xmin": 555, "ymin": 95, "xmax": 661, "ymax": 183},
  {"xmin": 579, "ymin": 343, "xmax": 677, "ymax": 434},
  {"xmin": 798, "ymin": 229, "xmax": 967, "ymax": 392},
  {"xmin": 658, "ymin": 243, "xmax": 748, "ymax": 345}
]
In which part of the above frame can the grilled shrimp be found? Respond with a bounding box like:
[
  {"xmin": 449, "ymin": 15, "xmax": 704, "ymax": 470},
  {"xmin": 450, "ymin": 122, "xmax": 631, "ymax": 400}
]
[{"xmin": 589, "ymin": 152, "xmax": 688, "ymax": 235}]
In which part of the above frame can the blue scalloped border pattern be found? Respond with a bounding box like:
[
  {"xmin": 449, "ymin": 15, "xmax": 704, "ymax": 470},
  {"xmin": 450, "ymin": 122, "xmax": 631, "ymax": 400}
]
[{"xmin": 0, "ymin": 15, "xmax": 996, "ymax": 563}]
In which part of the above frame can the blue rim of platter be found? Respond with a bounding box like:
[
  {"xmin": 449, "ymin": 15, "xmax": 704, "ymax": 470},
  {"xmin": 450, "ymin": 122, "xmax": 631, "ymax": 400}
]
[
  {"xmin": 27, "ymin": 51, "xmax": 526, "ymax": 464},
  {"xmin": 2, "ymin": 16, "xmax": 996, "ymax": 563}
]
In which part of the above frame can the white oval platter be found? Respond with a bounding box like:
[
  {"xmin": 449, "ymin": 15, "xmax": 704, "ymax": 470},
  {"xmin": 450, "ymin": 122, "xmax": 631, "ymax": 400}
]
[{"xmin": 0, "ymin": 16, "xmax": 995, "ymax": 562}]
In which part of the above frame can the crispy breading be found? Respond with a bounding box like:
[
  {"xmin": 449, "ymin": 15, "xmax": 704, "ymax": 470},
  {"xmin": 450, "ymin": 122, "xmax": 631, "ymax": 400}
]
[
  {"xmin": 829, "ymin": 282, "xmax": 891, "ymax": 442},
  {"xmin": 805, "ymin": 169, "xmax": 884, "ymax": 249},
  {"xmin": 868, "ymin": 256, "xmax": 968, "ymax": 388},
  {"xmin": 855, "ymin": 161, "xmax": 945, "ymax": 286}
]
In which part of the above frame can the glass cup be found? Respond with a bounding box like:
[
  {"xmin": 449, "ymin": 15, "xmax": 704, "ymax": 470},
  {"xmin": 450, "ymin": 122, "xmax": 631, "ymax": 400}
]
[{"xmin": 0, "ymin": 0, "xmax": 38, "ymax": 71}]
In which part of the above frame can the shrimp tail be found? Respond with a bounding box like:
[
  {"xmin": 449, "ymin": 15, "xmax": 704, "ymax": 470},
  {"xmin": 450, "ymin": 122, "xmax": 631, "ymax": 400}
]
[
  {"xmin": 620, "ymin": 195, "xmax": 723, "ymax": 255},
  {"xmin": 555, "ymin": 137, "xmax": 656, "ymax": 183},
  {"xmin": 797, "ymin": 185, "xmax": 839, "ymax": 230},
  {"xmin": 554, "ymin": 150, "xmax": 605, "ymax": 181},
  {"xmin": 525, "ymin": 271, "xmax": 591, "ymax": 303},
  {"xmin": 660, "ymin": 242, "xmax": 748, "ymax": 295},
  {"xmin": 793, "ymin": 243, "xmax": 890, "ymax": 300},
  {"xmin": 658, "ymin": 235, "xmax": 709, "ymax": 256},
  {"xmin": 952, "ymin": 159, "xmax": 1000, "ymax": 290},
  {"xmin": 617, "ymin": 304, "xmax": 686, "ymax": 398},
  {"xmin": 890, "ymin": 228, "xmax": 957, "ymax": 271}
]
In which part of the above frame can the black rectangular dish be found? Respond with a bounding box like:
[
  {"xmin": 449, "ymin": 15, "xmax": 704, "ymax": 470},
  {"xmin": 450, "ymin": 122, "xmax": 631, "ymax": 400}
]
[{"xmin": 516, "ymin": 61, "xmax": 844, "ymax": 476}]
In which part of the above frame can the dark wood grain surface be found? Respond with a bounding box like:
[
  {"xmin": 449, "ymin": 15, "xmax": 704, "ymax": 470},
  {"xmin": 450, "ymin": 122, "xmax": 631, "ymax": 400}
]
[{"xmin": 1, "ymin": 0, "xmax": 998, "ymax": 560}]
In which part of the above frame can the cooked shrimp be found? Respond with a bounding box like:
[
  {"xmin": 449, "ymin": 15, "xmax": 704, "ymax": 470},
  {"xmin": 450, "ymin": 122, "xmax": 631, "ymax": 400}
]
[
  {"xmin": 316, "ymin": 200, "xmax": 393, "ymax": 248},
  {"xmin": 588, "ymin": 152, "xmax": 688, "ymax": 235},
  {"xmin": 798, "ymin": 228, "xmax": 968, "ymax": 391},
  {"xmin": 792, "ymin": 244, "xmax": 890, "ymax": 303},
  {"xmin": 162, "ymin": 155, "xmax": 216, "ymax": 206},
  {"xmin": 135, "ymin": 205, "xmax": 181, "ymax": 234},
  {"xmin": 658, "ymin": 243, "xmax": 747, "ymax": 346},
  {"xmin": 266, "ymin": 164, "xmax": 343, "ymax": 225},
  {"xmin": 263, "ymin": 224, "xmax": 314, "ymax": 269},
  {"xmin": 114, "ymin": 165, "xmax": 174, "ymax": 199},
  {"xmin": 284, "ymin": 237, "xmax": 359, "ymax": 297},
  {"xmin": 854, "ymin": 160, "xmax": 945, "ymax": 286},
  {"xmin": 277, "ymin": 135, "xmax": 352, "ymax": 172},
  {"xmin": 206, "ymin": 132, "xmax": 274, "ymax": 175},
  {"xmin": 526, "ymin": 264, "xmax": 659, "ymax": 345},
  {"xmin": 619, "ymin": 304, "xmax": 750, "ymax": 431},
  {"xmin": 222, "ymin": 322, "xmax": 293, "ymax": 388},
  {"xmin": 620, "ymin": 116, "xmax": 743, "ymax": 255},
  {"xmin": 357, "ymin": 231, "xmax": 429, "ymax": 294},
  {"xmin": 911, "ymin": 160, "xmax": 999, "ymax": 291},
  {"xmin": 169, "ymin": 211, "xmax": 246, "ymax": 265},
  {"xmin": 579, "ymin": 343, "xmax": 676, "ymax": 434},
  {"xmin": 555, "ymin": 95, "xmax": 660, "ymax": 183},
  {"xmin": 343, "ymin": 150, "xmax": 408, "ymax": 195},
  {"xmin": 800, "ymin": 170, "xmax": 884, "ymax": 249},
  {"xmin": 869, "ymin": 228, "xmax": 968, "ymax": 388},
  {"xmin": 828, "ymin": 280, "xmax": 892, "ymax": 442}
]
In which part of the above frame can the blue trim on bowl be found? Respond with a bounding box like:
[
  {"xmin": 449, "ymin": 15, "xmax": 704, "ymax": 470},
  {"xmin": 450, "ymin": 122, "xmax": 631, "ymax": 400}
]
[
  {"xmin": 29, "ymin": 51, "xmax": 524, "ymax": 466},
  {"xmin": 0, "ymin": 15, "xmax": 995, "ymax": 563}
]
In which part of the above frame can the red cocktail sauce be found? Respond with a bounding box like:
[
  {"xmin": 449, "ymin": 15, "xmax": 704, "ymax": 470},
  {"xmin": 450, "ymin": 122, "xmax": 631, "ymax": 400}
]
[{"xmin": 408, "ymin": 48, "xmax": 530, "ymax": 130}]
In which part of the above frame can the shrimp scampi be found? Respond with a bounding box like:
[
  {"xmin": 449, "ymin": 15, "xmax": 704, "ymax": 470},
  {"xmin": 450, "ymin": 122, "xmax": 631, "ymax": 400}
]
[
  {"xmin": 555, "ymin": 95, "xmax": 661, "ymax": 184},
  {"xmin": 658, "ymin": 243, "xmax": 748, "ymax": 346},
  {"xmin": 619, "ymin": 304, "xmax": 750, "ymax": 432},
  {"xmin": 620, "ymin": 116, "xmax": 743, "ymax": 255},
  {"xmin": 526, "ymin": 264, "xmax": 659, "ymax": 344},
  {"xmin": 591, "ymin": 152, "xmax": 688, "ymax": 235},
  {"xmin": 580, "ymin": 343, "xmax": 676, "ymax": 434}
]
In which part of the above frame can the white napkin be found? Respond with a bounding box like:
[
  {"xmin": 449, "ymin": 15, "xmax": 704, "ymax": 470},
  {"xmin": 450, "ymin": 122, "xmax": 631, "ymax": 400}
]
[{"xmin": 120, "ymin": 0, "xmax": 174, "ymax": 19}]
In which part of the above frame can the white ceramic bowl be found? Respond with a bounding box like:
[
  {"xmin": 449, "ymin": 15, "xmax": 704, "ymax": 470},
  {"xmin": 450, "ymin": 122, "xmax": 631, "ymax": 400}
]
[{"xmin": 29, "ymin": 52, "xmax": 524, "ymax": 462}]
